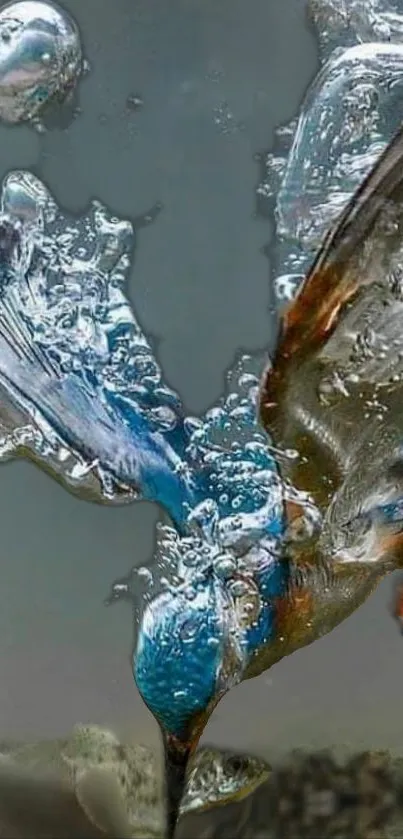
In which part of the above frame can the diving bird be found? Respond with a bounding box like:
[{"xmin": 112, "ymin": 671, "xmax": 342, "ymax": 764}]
[
  {"xmin": 2, "ymin": 99, "xmax": 403, "ymax": 839},
  {"xmin": 132, "ymin": 122, "xmax": 403, "ymax": 837}
]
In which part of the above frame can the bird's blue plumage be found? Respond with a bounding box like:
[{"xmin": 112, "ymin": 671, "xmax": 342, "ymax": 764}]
[
  {"xmin": 133, "ymin": 533, "xmax": 287, "ymax": 737},
  {"xmin": 0, "ymin": 173, "xmax": 289, "ymax": 749},
  {"xmin": 253, "ymin": 540, "xmax": 288, "ymax": 600},
  {"xmin": 133, "ymin": 578, "xmax": 234, "ymax": 736},
  {"xmin": 129, "ymin": 399, "xmax": 288, "ymax": 738}
]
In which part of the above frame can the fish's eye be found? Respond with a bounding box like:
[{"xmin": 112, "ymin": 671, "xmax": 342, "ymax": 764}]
[{"xmin": 226, "ymin": 755, "xmax": 247, "ymax": 773}]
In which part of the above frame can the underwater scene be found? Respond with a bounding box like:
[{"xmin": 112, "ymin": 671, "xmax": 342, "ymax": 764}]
[{"xmin": 3, "ymin": 0, "xmax": 403, "ymax": 836}]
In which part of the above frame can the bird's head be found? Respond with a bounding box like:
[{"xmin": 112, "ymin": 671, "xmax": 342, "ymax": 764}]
[
  {"xmin": 130, "ymin": 499, "xmax": 285, "ymax": 839},
  {"xmin": 133, "ymin": 573, "xmax": 245, "ymax": 838}
]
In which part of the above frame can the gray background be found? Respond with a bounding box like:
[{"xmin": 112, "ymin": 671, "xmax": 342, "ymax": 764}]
[{"xmin": 0, "ymin": 0, "xmax": 399, "ymax": 758}]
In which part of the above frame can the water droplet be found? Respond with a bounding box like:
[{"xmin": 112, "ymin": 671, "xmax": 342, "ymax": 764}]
[
  {"xmin": 108, "ymin": 582, "xmax": 129, "ymax": 599},
  {"xmin": 126, "ymin": 93, "xmax": 144, "ymax": 111},
  {"xmin": 184, "ymin": 416, "xmax": 203, "ymax": 436},
  {"xmin": 229, "ymin": 579, "xmax": 249, "ymax": 598},
  {"xmin": 149, "ymin": 405, "xmax": 178, "ymax": 431},
  {"xmin": 135, "ymin": 567, "xmax": 153, "ymax": 586},
  {"xmin": 173, "ymin": 689, "xmax": 188, "ymax": 701},
  {"xmin": 180, "ymin": 620, "xmax": 198, "ymax": 643},
  {"xmin": 215, "ymin": 553, "xmax": 237, "ymax": 580},
  {"xmin": 274, "ymin": 273, "xmax": 304, "ymax": 302},
  {"xmin": 0, "ymin": 1, "xmax": 85, "ymax": 125}
]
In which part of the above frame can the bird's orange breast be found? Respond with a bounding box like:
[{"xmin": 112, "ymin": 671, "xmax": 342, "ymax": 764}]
[{"xmin": 273, "ymin": 584, "xmax": 316, "ymax": 651}]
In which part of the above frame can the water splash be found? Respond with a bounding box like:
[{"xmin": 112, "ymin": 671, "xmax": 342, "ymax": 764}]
[
  {"xmin": 277, "ymin": 43, "xmax": 403, "ymax": 255},
  {"xmin": 310, "ymin": 0, "xmax": 403, "ymax": 58},
  {"xmin": 0, "ymin": 1, "xmax": 84, "ymax": 125},
  {"xmin": 0, "ymin": 170, "xmax": 200, "ymax": 524},
  {"xmin": 110, "ymin": 353, "xmax": 294, "ymax": 692},
  {"xmin": 0, "ymin": 166, "xmax": 296, "ymax": 602},
  {"xmin": 259, "ymin": 0, "xmax": 403, "ymax": 301}
]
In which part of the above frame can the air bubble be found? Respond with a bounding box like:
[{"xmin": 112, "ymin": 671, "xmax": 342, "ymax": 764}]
[
  {"xmin": 0, "ymin": 1, "xmax": 85, "ymax": 125},
  {"xmin": 214, "ymin": 554, "xmax": 237, "ymax": 580},
  {"xmin": 173, "ymin": 689, "xmax": 188, "ymax": 701},
  {"xmin": 136, "ymin": 567, "xmax": 154, "ymax": 586}
]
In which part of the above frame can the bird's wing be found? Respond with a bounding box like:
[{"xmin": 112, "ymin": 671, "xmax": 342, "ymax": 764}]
[{"xmin": 260, "ymin": 123, "xmax": 403, "ymax": 565}]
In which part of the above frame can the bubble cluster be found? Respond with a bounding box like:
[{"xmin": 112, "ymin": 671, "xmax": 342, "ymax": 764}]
[
  {"xmin": 113, "ymin": 353, "xmax": 296, "ymax": 698},
  {"xmin": 109, "ymin": 349, "xmax": 296, "ymax": 692},
  {"xmin": 185, "ymin": 356, "xmax": 284, "ymax": 532},
  {"xmin": 0, "ymin": 1, "xmax": 84, "ymax": 125},
  {"xmin": 0, "ymin": 170, "xmax": 196, "ymax": 519}
]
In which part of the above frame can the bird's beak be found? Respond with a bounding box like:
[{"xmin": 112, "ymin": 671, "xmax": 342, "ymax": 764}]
[
  {"xmin": 161, "ymin": 693, "xmax": 225, "ymax": 837},
  {"xmin": 162, "ymin": 722, "xmax": 203, "ymax": 839}
]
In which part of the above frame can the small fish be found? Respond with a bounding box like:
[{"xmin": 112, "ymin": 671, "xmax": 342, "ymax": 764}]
[{"xmin": 0, "ymin": 723, "xmax": 270, "ymax": 837}]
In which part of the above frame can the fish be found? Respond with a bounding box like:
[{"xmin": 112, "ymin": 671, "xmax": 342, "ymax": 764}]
[{"xmin": 0, "ymin": 723, "xmax": 270, "ymax": 838}]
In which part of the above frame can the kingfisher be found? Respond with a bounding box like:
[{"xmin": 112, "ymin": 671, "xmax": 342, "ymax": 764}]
[
  {"xmin": 131, "ymin": 123, "xmax": 403, "ymax": 837},
  {"xmin": 1, "ymin": 114, "xmax": 403, "ymax": 839}
]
